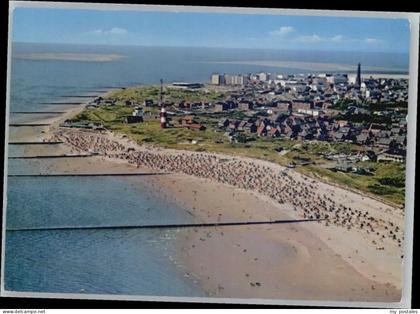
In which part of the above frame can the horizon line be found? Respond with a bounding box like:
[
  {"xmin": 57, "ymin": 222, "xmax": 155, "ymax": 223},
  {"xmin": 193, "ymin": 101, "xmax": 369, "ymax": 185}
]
[{"xmin": 11, "ymin": 41, "xmax": 410, "ymax": 55}]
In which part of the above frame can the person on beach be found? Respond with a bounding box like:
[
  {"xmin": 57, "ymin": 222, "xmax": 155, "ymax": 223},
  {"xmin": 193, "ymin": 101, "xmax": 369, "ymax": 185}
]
[{"xmin": 59, "ymin": 130, "xmax": 403, "ymax": 250}]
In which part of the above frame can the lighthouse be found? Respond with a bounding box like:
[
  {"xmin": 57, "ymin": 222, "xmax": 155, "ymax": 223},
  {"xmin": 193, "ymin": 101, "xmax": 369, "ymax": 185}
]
[
  {"xmin": 160, "ymin": 106, "xmax": 167, "ymax": 128},
  {"xmin": 159, "ymin": 79, "xmax": 167, "ymax": 129}
]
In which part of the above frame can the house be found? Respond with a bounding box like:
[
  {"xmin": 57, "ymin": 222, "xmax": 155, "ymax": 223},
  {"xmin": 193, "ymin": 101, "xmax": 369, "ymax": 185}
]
[
  {"xmin": 275, "ymin": 101, "xmax": 291, "ymax": 112},
  {"xmin": 336, "ymin": 120, "xmax": 349, "ymax": 127},
  {"xmin": 292, "ymin": 101, "xmax": 313, "ymax": 111},
  {"xmin": 322, "ymin": 102, "xmax": 333, "ymax": 109},
  {"xmin": 268, "ymin": 126, "xmax": 281, "ymax": 138},
  {"xmin": 369, "ymin": 123, "xmax": 385, "ymax": 135},
  {"xmin": 238, "ymin": 101, "xmax": 253, "ymax": 110},
  {"xmin": 218, "ymin": 118, "xmax": 230, "ymax": 128},
  {"xmin": 237, "ymin": 120, "xmax": 248, "ymax": 131},
  {"xmin": 181, "ymin": 115, "xmax": 195, "ymax": 125},
  {"xmin": 182, "ymin": 123, "xmax": 206, "ymax": 131},
  {"xmin": 333, "ymin": 132, "xmax": 346, "ymax": 142},
  {"xmin": 376, "ymin": 137, "xmax": 393, "ymax": 148},
  {"xmin": 363, "ymin": 150, "xmax": 377, "ymax": 162},
  {"xmin": 395, "ymin": 135, "xmax": 407, "ymax": 146},
  {"xmin": 339, "ymin": 126, "xmax": 352, "ymax": 136},
  {"xmin": 124, "ymin": 116, "xmax": 143, "ymax": 124},
  {"xmin": 144, "ymin": 99, "xmax": 154, "ymax": 107},
  {"xmin": 391, "ymin": 127, "xmax": 401, "ymax": 135},
  {"xmin": 224, "ymin": 131, "xmax": 235, "ymax": 140},
  {"xmin": 377, "ymin": 153, "xmax": 405, "ymax": 163},
  {"xmin": 257, "ymin": 122, "xmax": 267, "ymax": 136},
  {"xmin": 244, "ymin": 122, "xmax": 257, "ymax": 133},
  {"xmin": 377, "ymin": 130, "xmax": 391, "ymax": 138},
  {"xmin": 227, "ymin": 120, "xmax": 240, "ymax": 131},
  {"xmin": 214, "ymin": 102, "xmax": 228, "ymax": 112},
  {"xmin": 356, "ymin": 133, "xmax": 369, "ymax": 145},
  {"xmin": 334, "ymin": 164, "xmax": 353, "ymax": 173}
]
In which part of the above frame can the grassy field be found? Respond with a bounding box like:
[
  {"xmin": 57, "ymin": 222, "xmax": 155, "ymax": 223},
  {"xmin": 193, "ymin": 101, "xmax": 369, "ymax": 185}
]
[
  {"xmin": 71, "ymin": 88, "xmax": 406, "ymax": 206},
  {"xmin": 300, "ymin": 163, "xmax": 405, "ymax": 206},
  {"xmin": 106, "ymin": 85, "xmax": 226, "ymax": 105}
]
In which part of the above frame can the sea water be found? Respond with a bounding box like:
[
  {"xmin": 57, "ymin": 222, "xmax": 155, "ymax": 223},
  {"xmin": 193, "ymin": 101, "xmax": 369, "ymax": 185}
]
[
  {"xmin": 5, "ymin": 177, "xmax": 203, "ymax": 296},
  {"xmin": 4, "ymin": 43, "xmax": 409, "ymax": 296}
]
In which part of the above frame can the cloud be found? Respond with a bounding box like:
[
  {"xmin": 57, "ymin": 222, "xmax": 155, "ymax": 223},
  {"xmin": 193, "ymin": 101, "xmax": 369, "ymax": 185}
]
[
  {"xmin": 87, "ymin": 27, "xmax": 128, "ymax": 36},
  {"xmin": 266, "ymin": 29, "xmax": 383, "ymax": 47},
  {"xmin": 330, "ymin": 35, "xmax": 344, "ymax": 42},
  {"xmin": 89, "ymin": 29, "xmax": 104, "ymax": 35},
  {"xmin": 108, "ymin": 27, "xmax": 128, "ymax": 35},
  {"xmin": 269, "ymin": 26, "xmax": 295, "ymax": 36},
  {"xmin": 295, "ymin": 34, "xmax": 323, "ymax": 43},
  {"xmin": 295, "ymin": 34, "xmax": 345, "ymax": 43},
  {"xmin": 364, "ymin": 37, "xmax": 381, "ymax": 44}
]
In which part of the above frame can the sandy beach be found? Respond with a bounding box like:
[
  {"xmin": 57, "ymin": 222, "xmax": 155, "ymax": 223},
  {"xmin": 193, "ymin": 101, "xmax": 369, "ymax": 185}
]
[
  {"xmin": 7, "ymin": 93, "xmax": 404, "ymax": 302},
  {"xmin": 148, "ymin": 174, "xmax": 402, "ymax": 301},
  {"xmin": 14, "ymin": 52, "xmax": 123, "ymax": 62},
  {"xmin": 54, "ymin": 128, "xmax": 403, "ymax": 302}
]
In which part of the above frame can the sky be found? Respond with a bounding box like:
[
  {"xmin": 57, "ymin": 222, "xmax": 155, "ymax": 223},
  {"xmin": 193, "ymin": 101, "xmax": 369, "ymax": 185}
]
[{"xmin": 11, "ymin": 7, "xmax": 411, "ymax": 53}]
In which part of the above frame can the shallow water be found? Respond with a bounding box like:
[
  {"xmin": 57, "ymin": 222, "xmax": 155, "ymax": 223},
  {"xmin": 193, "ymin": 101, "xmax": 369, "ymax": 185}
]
[
  {"xmin": 6, "ymin": 176, "xmax": 201, "ymax": 229},
  {"xmin": 6, "ymin": 228, "xmax": 203, "ymax": 296},
  {"xmin": 5, "ymin": 174, "xmax": 205, "ymax": 296}
]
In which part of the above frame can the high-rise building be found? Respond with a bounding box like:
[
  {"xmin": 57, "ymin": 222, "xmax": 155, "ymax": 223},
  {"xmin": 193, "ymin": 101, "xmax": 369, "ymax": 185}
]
[
  {"xmin": 222, "ymin": 74, "xmax": 248, "ymax": 86},
  {"xmin": 211, "ymin": 73, "xmax": 221, "ymax": 85},
  {"xmin": 224, "ymin": 74, "xmax": 233, "ymax": 85},
  {"xmin": 258, "ymin": 72, "xmax": 268, "ymax": 81},
  {"xmin": 356, "ymin": 63, "xmax": 362, "ymax": 88}
]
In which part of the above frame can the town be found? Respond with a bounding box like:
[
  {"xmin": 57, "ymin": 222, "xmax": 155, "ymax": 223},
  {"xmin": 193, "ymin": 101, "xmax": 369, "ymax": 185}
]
[
  {"xmin": 208, "ymin": 64, "xmax": 408, "ymax": 164},
  {"xmin": 66, "ymin": 63, "xmax": 408, "ymax": 205}
]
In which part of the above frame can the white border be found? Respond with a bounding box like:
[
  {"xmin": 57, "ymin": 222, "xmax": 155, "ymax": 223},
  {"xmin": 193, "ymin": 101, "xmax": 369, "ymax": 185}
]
[
  {"xmin": 6, "ymin": 1, "xmax": 420, "ymax": 19},
  {"xmin": 2, "ymin": 1, "xmax": 419, "ymax": 308},
  {"xmin": 1, "ymin": 0, "xmax": 14, "ymax": 302},
  {"xmin": 400, "ymin": 13, "xmax": 419, "ymax": 309}
]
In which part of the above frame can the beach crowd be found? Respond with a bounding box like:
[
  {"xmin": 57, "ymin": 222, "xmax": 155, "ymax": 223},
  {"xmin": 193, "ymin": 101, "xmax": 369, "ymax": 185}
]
[{"xmin": 57, "ymin": 130, "xmax": 404, "ymax": 253}]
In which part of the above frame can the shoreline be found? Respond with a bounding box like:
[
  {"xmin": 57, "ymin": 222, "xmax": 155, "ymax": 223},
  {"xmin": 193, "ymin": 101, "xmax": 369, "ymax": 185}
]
[
  {"xmin": 8, "ymin": 88, "xmax": 404, "ymax": 301},
  {"xmin": 138, "ymin": 170, "xmax": 402, "ymax": 301},
  {"xmin": 55, "ymin": 128, "xmax": 403, "ymax": 300}
]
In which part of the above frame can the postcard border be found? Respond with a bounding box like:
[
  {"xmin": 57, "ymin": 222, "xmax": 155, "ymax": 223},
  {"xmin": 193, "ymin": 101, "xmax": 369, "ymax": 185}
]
[{"xmin": 2, "ymin": 1, "xmax": 418, "ymax": 308}]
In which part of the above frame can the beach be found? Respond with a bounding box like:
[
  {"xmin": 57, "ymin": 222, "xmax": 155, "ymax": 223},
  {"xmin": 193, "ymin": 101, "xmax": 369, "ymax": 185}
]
[
  {"xmin": 14, "ymin": 52, "xmax": 123, "ymax": 62},
  {"xmin": 7, "ymin": 90, "xmax": 404, "ymax": 302},
  {"xmin": 149, "ymin": 173, "xmax": 402, "ymax": 301}
]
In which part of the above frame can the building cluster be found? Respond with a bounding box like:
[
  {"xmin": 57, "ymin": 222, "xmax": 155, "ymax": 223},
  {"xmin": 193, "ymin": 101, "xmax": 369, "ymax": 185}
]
[
  {"xmin": 210, "ymin": 65, "xmax": 408, "ymax": 163},
  {"xmin": 211, "ymin": 66, "xmax": 408, "ymax": 105},
  {"xmin": 81, "ymin": 64, "xmax": 408, "ymax": 164},
  {"xmin": 217, "ymin": 113, "xmax": 406, "ymax": 160}
]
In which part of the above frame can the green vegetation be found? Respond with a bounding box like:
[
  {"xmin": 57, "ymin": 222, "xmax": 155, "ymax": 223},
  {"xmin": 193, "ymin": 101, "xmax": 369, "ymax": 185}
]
[
  {"xmin": 335, "ymin": 113, "xmax": 393, "ymax": 125},
  {"xmin": 332, "ymin": 97, "xmax": 408, "ymax": 112},
  {"xmin": 73, "ymin": 105, "xmax": 134, "ymax": 125},
  {"xmin": 107, "ymin": 85, "xmax": 226, "ymax": 104},
  {"xmin": 300, "ymin": 161, "xmax": 406, "ymax": 205},
  {"xmin": 331, "ymin": 99, "xmax": 354, "ymax": 110},
  {"xmin": 366, "ymin": 101, "xmax": 408, "ymax": 112}
]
